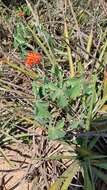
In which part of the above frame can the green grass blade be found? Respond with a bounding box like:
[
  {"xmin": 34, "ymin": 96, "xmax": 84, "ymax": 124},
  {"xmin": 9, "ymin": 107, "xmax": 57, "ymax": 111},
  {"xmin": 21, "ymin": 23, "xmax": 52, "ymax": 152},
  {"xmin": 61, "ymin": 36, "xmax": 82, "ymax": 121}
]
[
  {"xmin": 83, "ymin": 161, "xmax": 95, "ymax": 190},
  {"xmin": 99, "ymin": 40, "xmax": 107, "ymax": 62},
  {"xmin": 86, "ymin": 75, "xmax": 97, "ymax": 131},
  {"xmin": 92, "ymin": 167, "xmax": 107, "ymax": 184},
  {"xmin": 5, "ymin": 58, "xmax": 37, "ymax": 79},
  {"xmin": 60, "ymin": 160, "xmax": 80, "ymax": 190},
  {"xmin": 27, "ymin": 25, "xmax": 57, "ymax": 65},
  {"xmin": 86, "ymin": 29, "xmax": 93, "ymax": 59},
  {"xmin": 49, "ymin": 160, "xmax": 80, "ymax": 190},
  {"xmin": 92, "ymin": 161, "xmax": 107, "ymax": 169},
  {"xmin": 64, "ymin": 19, "xmax": 75, "ymax": 78}
]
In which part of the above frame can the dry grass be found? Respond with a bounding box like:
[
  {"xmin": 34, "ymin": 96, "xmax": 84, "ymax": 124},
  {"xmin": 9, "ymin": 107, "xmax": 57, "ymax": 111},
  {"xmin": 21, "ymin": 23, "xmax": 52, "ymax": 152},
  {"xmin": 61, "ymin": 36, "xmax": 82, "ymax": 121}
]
[{"xmin": 1, "ymin": 0, "xmax": 107, "ymax": 189}]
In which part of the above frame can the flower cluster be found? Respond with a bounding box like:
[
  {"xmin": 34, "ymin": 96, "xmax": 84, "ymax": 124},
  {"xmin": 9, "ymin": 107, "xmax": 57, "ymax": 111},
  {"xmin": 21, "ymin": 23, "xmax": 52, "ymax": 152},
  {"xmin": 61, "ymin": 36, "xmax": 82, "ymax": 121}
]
[
  {"xmin": 17, "ymin": 11, "xmax": 25, "ymax": 17},
  {"xmin": 25, "ymin": 51, "xmax": 41, "ymax": 67}
]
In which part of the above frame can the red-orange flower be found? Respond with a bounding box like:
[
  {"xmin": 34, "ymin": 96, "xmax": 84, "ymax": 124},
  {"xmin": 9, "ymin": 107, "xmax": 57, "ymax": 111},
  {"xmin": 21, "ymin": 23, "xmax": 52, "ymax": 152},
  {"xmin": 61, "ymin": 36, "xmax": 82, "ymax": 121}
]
[
  {"xmin": 17, "ymin": 11, "xmax": 25, "ymax": 17},
  {"xmin": 25, "ymin": 51, "xmax": 41, "ymax": 67}
]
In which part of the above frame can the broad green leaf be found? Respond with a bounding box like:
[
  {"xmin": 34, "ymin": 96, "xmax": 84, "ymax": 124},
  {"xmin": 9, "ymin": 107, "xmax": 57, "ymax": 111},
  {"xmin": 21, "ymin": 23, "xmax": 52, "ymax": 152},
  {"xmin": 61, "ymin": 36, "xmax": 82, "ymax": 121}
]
[
  {"xmin": 44, "ymin": 83, "xmax": 58, "ymax": 91},
  {"xmin": 66, "ymin": 77, "xmax": 83, "ymax": 87},
  {"xmin": 32, "ymin": 78, "xmax": 42, "ymax": 96},
  {"xmin": 48, "ymin": 120, "xmax": 65, "ymax": 140},
  {"xmin": 35, "ymin": 101, "xmax": 51, "ymax": 119},
  {"xmin": 71, "ymin": 78, "xmax": 82, "ymax": 86},
  {"xmin": 83, "ymin": 79, "xmax": 93, "ymax": 96},
  {"xmin": 52, "ymin": 89, "xmax": 63, "ymax": 101},
  {"xmin": 51, "ymin": 88, "xmax": 68, "ymax": 108},
  {"xmin": 48, "ymin": 127, "xmax": 65, "ymax": 140},
  {"xmin": 56, "ymin": 119, "xmax": 65, "ymax": 128},
  {"xmin": 69, "ymin": 121, "xmax": 80, "ymax": 129},
  {"xmin": 13, "ymin": 22, "xmax": 30, "ymax": 51},
  {"xmin": 70, "ymin": 84, "xmax": 81, "ymax": 99},
  {"xmin": 57, "ymin": 95, "xmax": 69, "ymax": 108}
]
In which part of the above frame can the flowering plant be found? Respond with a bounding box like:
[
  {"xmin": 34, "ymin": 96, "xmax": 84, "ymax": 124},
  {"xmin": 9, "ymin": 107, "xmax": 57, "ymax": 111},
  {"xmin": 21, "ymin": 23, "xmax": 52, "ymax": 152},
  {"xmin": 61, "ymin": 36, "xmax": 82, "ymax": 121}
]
[
  {"xmin": 17, "ymin": 11, "xmax": 25, "ymax": 17},
  {"xmin": 25, "ymin": 51, "xmax": 41, "ymax": 67}
]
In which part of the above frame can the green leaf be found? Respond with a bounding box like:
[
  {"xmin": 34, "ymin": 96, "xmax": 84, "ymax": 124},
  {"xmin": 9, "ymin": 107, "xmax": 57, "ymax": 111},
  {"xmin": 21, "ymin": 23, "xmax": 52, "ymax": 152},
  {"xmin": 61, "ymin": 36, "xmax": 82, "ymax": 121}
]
[
  {"xmin": 70, "ymin": 83, "xmax": 81, "ymax": 99},
  {"xmin": 66, "ymin": 77, "xmax": 83, "ymax": 87},
  {"xmin": 83, "ymin": 161, "xmax": 95, "ymax": 190},
  {"xmin": 57, "ymin": 95, "xmax": 69, "ymax": 108},
  {"xmin": 56, "ymin": 119, "xmax": 65, "ymax": 128},
  {"xmin": 32, "ymin": 80, "xmax": 38, "ymax": 96},
  {"xmin": 48, "ymin": 119, "xmax": 65, "ymax": 140},
  {"xmin": 60, "ymin": 161, "xmax": 80, "ymax": 190},
  {"xmin": 65, "ymin": 77, "xmax": 82, "ymax": 99},
  {"xmin": 23, "ymin": 6, "xmax": 31, "ymax": 16},
  {"xmin": 35, "ymin": 101, "xmax": 51, "ymax": 120},
  {"xmin": 83, "ymin": 83, "xmax": 93, "ymax": 95},
  {"xmin": 14, "ymin": 35, "xmax": 26, "ymax": 46},
  {"xmin": 71, "ymin": 77, "xmax": 82, "ymax": 85},
  {"xmin": 93, "ymin": 162, "xmax": 107, "ymax": 169},
  {"xmin": 51, "ymin": 88, "xmax": 68, "ymax": 108},
  {"xmin": 48, "ymin": 127, "xmax": 65, "ymax": 140},
  {"xmin": 51, "ymin": 89, "xmax": 63, "ymax": 101},
  {"xmin": 86, "ymin": 76, "xmax": 97, "ymax": 131},
  {"xmin": 92, "ymin": 167, "xmax": 107, "ymax": 184},
  {"xmin": 44, "ymin": 83, "xmax": 58, "ymax": 91},
  {"xmin": 88, "ymin": 137, "xmax": 98, "ymax": 150},
  {"xmin": 13, "ymin": 22, "xmax": 30, "ymax": 51},
  {"xmin": 49, "ymin": 160, "xmax": 80, "ymax": 190},
  {"xmin": 69, "ymin": 121, "xmax": 80, "ymax": 129},
  {"xmin": 51, "ymin": 65, "xmax": 63, "ymax": 79}
]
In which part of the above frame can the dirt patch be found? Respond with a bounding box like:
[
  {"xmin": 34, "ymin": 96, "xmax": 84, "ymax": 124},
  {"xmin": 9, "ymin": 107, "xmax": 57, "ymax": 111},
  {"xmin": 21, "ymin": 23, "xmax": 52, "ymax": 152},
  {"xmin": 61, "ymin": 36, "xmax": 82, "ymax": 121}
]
[{"xmin": 0, "ymin": 144, "xmax": 33, "ymax": 190}]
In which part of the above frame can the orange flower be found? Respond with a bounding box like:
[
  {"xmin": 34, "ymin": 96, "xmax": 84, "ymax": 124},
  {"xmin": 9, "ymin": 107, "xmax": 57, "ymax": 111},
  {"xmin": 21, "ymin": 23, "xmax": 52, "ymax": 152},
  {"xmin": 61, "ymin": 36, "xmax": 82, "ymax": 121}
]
[
  {"xmin": 25, "ymin": 51, "xmax": 41, "ymax": 67},
  {"xmin": 17, "ymin": 11, "xmax": 25, "ymax": 17}
]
